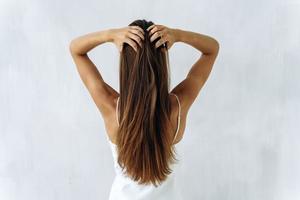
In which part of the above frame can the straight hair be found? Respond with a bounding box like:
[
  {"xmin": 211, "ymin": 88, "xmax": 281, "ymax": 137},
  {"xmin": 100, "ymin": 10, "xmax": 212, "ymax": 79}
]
[{"xmin": 116, "ymin": 19, "xmax": 179, "ymax": 187}]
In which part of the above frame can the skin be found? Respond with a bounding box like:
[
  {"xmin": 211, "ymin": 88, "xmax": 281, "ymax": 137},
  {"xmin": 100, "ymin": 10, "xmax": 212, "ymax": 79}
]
[{"xmin": 69, "ymin": 24, "xmax": 219, "ymax": 144}]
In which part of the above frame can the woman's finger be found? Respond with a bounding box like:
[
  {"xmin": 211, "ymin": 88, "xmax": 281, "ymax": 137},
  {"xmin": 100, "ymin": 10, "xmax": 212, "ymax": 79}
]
[
  {"xmin": 124, "ymin": 38, "xmax": 138, "ymax": 52},
  {"xmin": 147, "ymin": 24, "xmax": 162, "ymax": 32},
  {"xmin": 150, "ymin": 31, "xmax": 164, "ymax": 42},
  {"xmin": 130, "ymin": 26, "xmax": 144, "ymax": 37},
  {"xmin": 149, "ymin": 25, "xmax": 164, "ymax": 37},
  {"xmin": 155, "ymin": 38, "xmax": 166, "ymax": 48},
  {"xmin": 127, "ymin": 32, "xmax": 142, "ymax": 47},
  {"xmin": 129, "ymin": 28, "xmax": 144, "ymax": 41},
  {"xmin": 146, "ymin": 24, "xmax": 155, "ymax": 32},
  {"xmin": 132, "ymin": 25, "xmax": 144, "ymax": 34}
]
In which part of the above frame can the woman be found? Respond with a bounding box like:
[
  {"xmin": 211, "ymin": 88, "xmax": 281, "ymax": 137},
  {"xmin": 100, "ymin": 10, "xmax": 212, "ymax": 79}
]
[{"xmin": 69, "ymin": 19, "xmax": 219, "ymax": 200}]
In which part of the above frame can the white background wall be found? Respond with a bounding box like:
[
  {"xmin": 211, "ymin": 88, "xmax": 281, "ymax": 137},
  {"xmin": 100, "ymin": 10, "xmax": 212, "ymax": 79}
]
[{"xmin": 0, "ymin": 0, "xmax": 299, "ymax": 199}]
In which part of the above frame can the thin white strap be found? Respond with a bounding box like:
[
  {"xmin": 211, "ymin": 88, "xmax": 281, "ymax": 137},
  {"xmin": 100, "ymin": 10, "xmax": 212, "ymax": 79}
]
[
  {"xmin": 170, "ymin": 93, "xmax": 181, "ymax": 143},
  {"xmin": 116, "ymin": 97, "xmax": 120, "ymax": 126}
]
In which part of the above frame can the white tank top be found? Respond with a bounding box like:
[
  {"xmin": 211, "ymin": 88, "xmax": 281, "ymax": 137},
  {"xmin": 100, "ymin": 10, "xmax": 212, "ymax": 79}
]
[{"xmin": 106, "ymin": 93, "xmax": 183, "ymax": 200}]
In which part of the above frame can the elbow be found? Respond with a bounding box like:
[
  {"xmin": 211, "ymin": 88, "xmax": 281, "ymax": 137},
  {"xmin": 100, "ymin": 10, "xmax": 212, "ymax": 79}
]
[
  {"xmin": 203, "ymin": 38, "xmax": 219, "ymax": 56},
  {"xmin": 69, "ymin": 39, "xmax": 77, "ymax": 54},
  {"xmin": 69, "ymin": 39, "xmax": 86, "ymax": 56},
  {"xmin": 69, "ymin": 39, "xmax": 82, "ymax": 55},
  {"xmin": 213, "ymin": 39, "xmax": 220, "ymax": 55}
]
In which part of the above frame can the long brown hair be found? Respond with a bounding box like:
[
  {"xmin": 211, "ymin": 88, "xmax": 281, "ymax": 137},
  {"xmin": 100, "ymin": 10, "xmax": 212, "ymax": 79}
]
[{"xmin": 116, "ymin": 19, "xmax": 179, "ymax": 187}]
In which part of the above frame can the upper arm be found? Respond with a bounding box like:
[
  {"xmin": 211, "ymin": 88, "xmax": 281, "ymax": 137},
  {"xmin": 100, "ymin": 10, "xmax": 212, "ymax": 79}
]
[
  {"xmin": 69, "ymin": 44, "xmax": 118, "ymax": 116},
  {"xmin": 171, "ymin": 50, "xmax": 219, "ymax": 114}
]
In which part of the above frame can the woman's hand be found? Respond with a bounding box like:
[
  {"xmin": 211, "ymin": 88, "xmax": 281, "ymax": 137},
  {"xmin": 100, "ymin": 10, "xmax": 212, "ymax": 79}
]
[
  {"xmin": 110, "ymin": 26, "xmax": 145, "ymax": 53},
  {"xmin": 147, "ymin": 24, "xmax": 177, "ymax": 50}
]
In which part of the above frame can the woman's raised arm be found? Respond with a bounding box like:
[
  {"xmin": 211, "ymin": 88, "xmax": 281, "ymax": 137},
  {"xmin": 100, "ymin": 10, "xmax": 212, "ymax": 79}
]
[
  {"xmin": 69, "ymin": 26, "xmax": 144, "ymax": 117},
  {"xmin": 171, "ymin": 28, "xmax": 220, "ymax": 118}
]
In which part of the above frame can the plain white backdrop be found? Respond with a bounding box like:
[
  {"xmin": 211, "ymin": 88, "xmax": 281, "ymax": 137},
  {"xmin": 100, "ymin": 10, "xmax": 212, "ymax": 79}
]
[{"xmin": 0, "ymin": 0, "xmax": 299, "ymax": 199}]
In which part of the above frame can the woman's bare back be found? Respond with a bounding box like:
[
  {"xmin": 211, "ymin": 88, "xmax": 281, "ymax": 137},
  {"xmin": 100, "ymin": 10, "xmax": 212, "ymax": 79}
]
[{"xmin": 105, "ymin": 93, "xmax": 186, "ymax": 145}]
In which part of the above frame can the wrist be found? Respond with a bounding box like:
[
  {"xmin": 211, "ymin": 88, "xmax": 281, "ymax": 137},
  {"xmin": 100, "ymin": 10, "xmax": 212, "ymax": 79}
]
[
  {"xmin": 104, "ymin": 28, "xmax": 115, "ymax": 43},
  {"xmin": 172, "ymin": 28, "xmax": 182, "ymax": 42}
]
